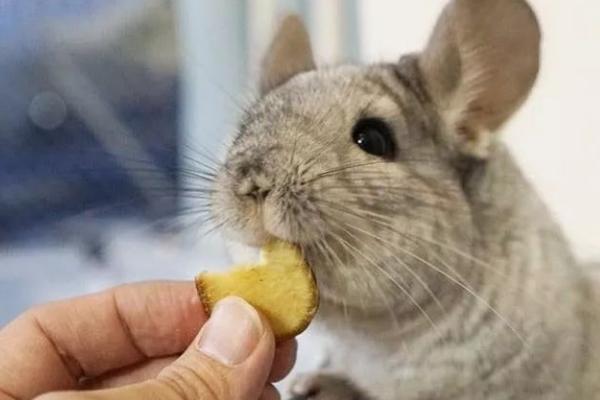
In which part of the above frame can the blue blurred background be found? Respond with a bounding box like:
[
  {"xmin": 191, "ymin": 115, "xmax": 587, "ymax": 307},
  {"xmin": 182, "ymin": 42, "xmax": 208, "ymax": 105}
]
[
  {"xmin": 0, "ymin": 0, "xmax": 360, "ymax": 382},
  {"xmin": 0, "ymin": 0, "xmax": 363, "ymax": 327},
  {"xmin": 0, "ymin": 0, "xmax": 186, "ymax": 325},
  {"xmin": 0, "ymin": 0, "xmax": 179, "ymax": 241}
]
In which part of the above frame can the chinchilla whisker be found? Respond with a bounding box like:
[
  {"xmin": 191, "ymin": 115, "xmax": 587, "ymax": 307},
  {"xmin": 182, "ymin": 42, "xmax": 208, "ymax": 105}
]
[
  {"xmin": 312, "ymin": 238, "xmax": 359, "ymax": 327},
  {"xmin": 172, "ymin": 192, "xmax": 213, "ymax": 199},
  {"xmin": 177, "ymin": 201, "xmax": 212, "ymax": 209},
  {"xmin": 177, "ymin": 170, "xmax": 218, "ymax": 180},
  {"xmin": 176, "ymin": 194, "xmax": 213, "ymax": 200},
  {"xmin": 302, "ymin": 151, "xmax": 440, "ymax": 176},
  {"xmin": 198, "ymin": 219, "xmax": 230, "ymax": 239},
  {"xmin": 327, "ymin": 218, "xmax": 440, "ymax": 334},
  {"xmin": 180, "ymin": 210, "xmax": 212, "ymax": 223},
  {"xmin": 176, "ymin": 197, "xmax": 212, "ymax": 203},
  {"xmin": 336, "ymin": 215, "xmax": 446, "ymax": 314},
  {"xmin": 328, "ymin": 232, "xmax": 404, "ymax": 331},
  {"xmin": 336, "ymin": 203, "xmax": 547, "ymax": 306},
  {"xmin": 304, "ymin": 93, "xmax": 342, "ymax": 139},
  {"xmin": 330, "ymin": 203, "xmax": 514, "ymax": 283},
  {"xmin": 180, "ymin": 155, "xmax": 221, "ymax": 177},
  {"xmin": 402, "ymin": 232, "xmax": 516, "ymax": 280},
  {"xmin": 318, "ymin": 235, "xmax": 371, "ymax": 314},
  {"xmin": 350, "ymin": 197, "xmax": 468, "ymax": 216},
  {"xmin": 305, "ymin": 168, "xmax": 388, "ymax": 184},
  {"xmin": 318, "ymin": 189, "xmax": 452, "ymax": 206},
  {"xmin": 305, "ymin": 161, "xmax": 388, "ymax": 184},
  {"xmin": 320, "ymin": 188, "xmax": 441, "ymax": 204},
  {"xmin": 176, "ymin": 202, "xmax": 212, "ymax": 213},
  {"xmin": 177, "ymin": 185, "xmax": 217, "ymax": 195},
  {"xmin": 299, "ymin": 131, "xmax": 342, "ymax": 173},
  {"xmin": 176, "ymin": 200, "xmax": 213, "ymax": 207},
  {"xmin": 321, "ymin": 212, "xmax": 418, "ymax": 304},
  {"xmin": 317, "ymin": 199, "xmax": 526, "ymax": 344},
  {"xmin": 316, "ymin": 174, "xmax": 454, "ymax": 201},
  {"xmin": 312, "ymin": 164, "xmax": 456, "ymax": 184},
  {"xmin": 312, "ymin": 237, "xmax": 343, "ymax": 280},
  {"xmin": 183, "ymin": 214, "xmax": 225, "ymax": 239},
  {"xmin": 319, "ymin": 202, "xmax": 446, "ymax": 315},
  {"xmin": 176, "ymin": 202, "xmax": 212, "ymax": 210},
  {"xmin": 179, "ymin": 176, "xmax": 215, "ymax": 184},
  {"xmin": 308, "ymin": 168, "xmax": 442, "ymax": 180},
  {"xmin": 176, "ymin": 171, "xmax": 218, "ymax": 182},
  {"xmin": 314, "ymin": 194, "xmax": 465, "ymax": 222},
  {"xmin": 175, "ymin": 213, "xmax": 213, "ymax": 221},
  {"xmin": 181, "ymin": 143, "xmax": 223, "ymax": 169},
  {"xmin": 317, "ymin": 234, "xmax": 346, "ymax": 273},
  {"xmin": 401, "ymin": 232, "xmax": 496, "ymax": 271},
  {"xmin": 354, "ymin": 225, "xmax": 526, "ymax": 345},
  {"xmin": 404, "ymin": 234, "xmax": 548, "ymax": 309},
  {"xmin": 177, "ymin": 187, "xmax": 216, "ymax": 194},
  {"xmin": 178, "ymin": 197, "xmax": 212, "ymax": 205},
  {"xmin": 301, "ymin": 97, "xmax": 362, "ymax": 168},
  {"xmin": 360, "ymin": 240, "xmax": 443, "ymax": 317},
  {"xmin": 321, "ymin": 198, "xmax": 517, "ymax": 285},
  {"xmin": 316, "ymin": 183, "xmax": 445, "ymax": 196}
]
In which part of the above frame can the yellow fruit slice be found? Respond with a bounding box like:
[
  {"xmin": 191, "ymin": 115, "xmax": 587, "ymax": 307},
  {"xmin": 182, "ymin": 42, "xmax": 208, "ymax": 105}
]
[{"xmin": 195, "ymin": 240, "xmax": 319, "ymax": 341}]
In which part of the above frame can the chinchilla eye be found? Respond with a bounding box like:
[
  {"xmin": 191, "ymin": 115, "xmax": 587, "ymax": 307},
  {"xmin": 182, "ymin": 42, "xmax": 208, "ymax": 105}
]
[{"xmin": 352, "ymin": 118, "xmax": 396, "ymax": 159}]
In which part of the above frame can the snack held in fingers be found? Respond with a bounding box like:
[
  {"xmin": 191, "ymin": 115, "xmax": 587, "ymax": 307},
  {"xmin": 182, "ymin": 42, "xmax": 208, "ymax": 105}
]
[{"xmin": 196, "ymin": 240, "xmax": 319, "ymax": 341}]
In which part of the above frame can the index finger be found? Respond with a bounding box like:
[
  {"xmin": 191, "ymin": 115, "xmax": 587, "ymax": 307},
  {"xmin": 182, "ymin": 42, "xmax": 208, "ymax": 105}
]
[{"xmin": 0, "ymin": 281, "xmax": 205, "ymax": 400}]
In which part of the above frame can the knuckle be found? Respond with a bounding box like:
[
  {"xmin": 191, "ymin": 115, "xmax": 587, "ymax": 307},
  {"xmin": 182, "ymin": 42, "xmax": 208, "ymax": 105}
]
[
  {"xmin": 158, "ymin": 361, "xmax": 231, "ymax": 400},
  {"xmin": 22, "ymin": 305, "xmax": 43, "ymax": 320}
]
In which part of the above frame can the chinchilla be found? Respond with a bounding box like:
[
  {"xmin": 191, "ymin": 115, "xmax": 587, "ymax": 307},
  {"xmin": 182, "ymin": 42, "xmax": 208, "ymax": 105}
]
[{"xmin": 209, "ymin": 0, "xmax": 600, "ymax": 398}]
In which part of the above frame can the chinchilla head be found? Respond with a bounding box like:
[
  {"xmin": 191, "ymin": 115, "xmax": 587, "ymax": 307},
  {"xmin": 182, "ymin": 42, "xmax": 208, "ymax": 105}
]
[{"xmin": 212, "ymin": 0, "xmax": 541, "ymax": 315}]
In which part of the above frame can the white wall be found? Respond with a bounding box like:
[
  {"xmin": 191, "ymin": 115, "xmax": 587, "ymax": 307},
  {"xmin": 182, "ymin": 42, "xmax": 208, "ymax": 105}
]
[{"xmin": 358, "ymin": 0, "xmax": 600, "ymax": 261}]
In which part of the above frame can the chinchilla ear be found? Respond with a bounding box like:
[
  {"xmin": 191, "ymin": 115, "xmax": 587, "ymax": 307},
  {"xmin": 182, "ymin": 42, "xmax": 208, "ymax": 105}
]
[
  {"xmin": 419, "ymin": 0, "xmax": 541, "ymax": 157},
  {"xmin": 260, "ymin": 15, "xmax": 316, "ymax": 95}
]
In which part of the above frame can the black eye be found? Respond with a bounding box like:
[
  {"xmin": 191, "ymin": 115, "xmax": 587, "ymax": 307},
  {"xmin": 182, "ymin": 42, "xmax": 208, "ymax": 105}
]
[{"xmin": 352, "ymin": 118, "xmax": 395, "ymax": 159}]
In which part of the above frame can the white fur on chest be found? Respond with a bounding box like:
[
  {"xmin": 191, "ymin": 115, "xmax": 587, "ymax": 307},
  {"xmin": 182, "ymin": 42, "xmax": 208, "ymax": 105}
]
[{"xmin": 325, "ymin": 330, "xmax": 407, "ymax": 400}]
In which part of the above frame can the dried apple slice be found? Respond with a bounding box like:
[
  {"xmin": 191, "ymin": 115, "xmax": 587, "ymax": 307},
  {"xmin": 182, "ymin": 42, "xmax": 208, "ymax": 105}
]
[{"xmin": 195, "ymin": 240, "xmax": 319, "ymax": 341}]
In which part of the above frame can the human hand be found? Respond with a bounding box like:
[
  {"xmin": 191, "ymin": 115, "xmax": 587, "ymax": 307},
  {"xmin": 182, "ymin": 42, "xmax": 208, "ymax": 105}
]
[{"xmin": 0, "ymin": 282, "xmax": 296, "ymax": 400}]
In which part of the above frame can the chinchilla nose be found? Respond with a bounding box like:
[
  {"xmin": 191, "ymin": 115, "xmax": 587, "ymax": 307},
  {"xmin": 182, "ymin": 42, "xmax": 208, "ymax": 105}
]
[{"xmin": 235, "ymin": 162, "xmax": 272, "ymax": 200}]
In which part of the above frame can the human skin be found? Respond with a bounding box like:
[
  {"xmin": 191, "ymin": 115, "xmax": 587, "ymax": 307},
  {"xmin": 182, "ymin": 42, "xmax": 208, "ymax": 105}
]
[{"xmin": 0, "ymin": 281, "xmax": 296, "ymax": 400}]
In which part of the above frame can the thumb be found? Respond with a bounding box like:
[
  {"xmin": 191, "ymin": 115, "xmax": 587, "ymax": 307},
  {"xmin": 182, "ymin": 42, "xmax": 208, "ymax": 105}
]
[{"xmin": 39, "ymin": 297, "xmax": 277, "ymax": 400}]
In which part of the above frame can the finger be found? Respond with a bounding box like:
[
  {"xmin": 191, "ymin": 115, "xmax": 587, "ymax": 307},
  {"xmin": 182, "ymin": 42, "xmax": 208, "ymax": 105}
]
[
  {"xmin": 0, "ymin": 281, "xmax": 204, "ymax": 399},
  {"xmin": 260, "ymin": 384, "xmax": 281, "ymax": 400},
  {"xmin": 86, "ymin": 339, "xmax": 296, "ymax": 389},
  {"xmin": 37, "ymin": 297, "xmax": 279, "ymax": 400},
  {"xmin": 86, "ymin": 340, "xmax": 298, "ymax": 389},
  {"xmin": 268, "ymin": 339, "xmax": 297, "ymax": 383},
  {"xmin": 82, "ymin": 356, "xmax": 177, "ymax": 390}
]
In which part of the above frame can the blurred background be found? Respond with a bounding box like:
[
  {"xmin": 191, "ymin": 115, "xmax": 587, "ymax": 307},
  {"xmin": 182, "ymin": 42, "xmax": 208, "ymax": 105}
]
[{"xmin": 0, "ymin": 0, "xmax": 598, "ymax": 386}]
